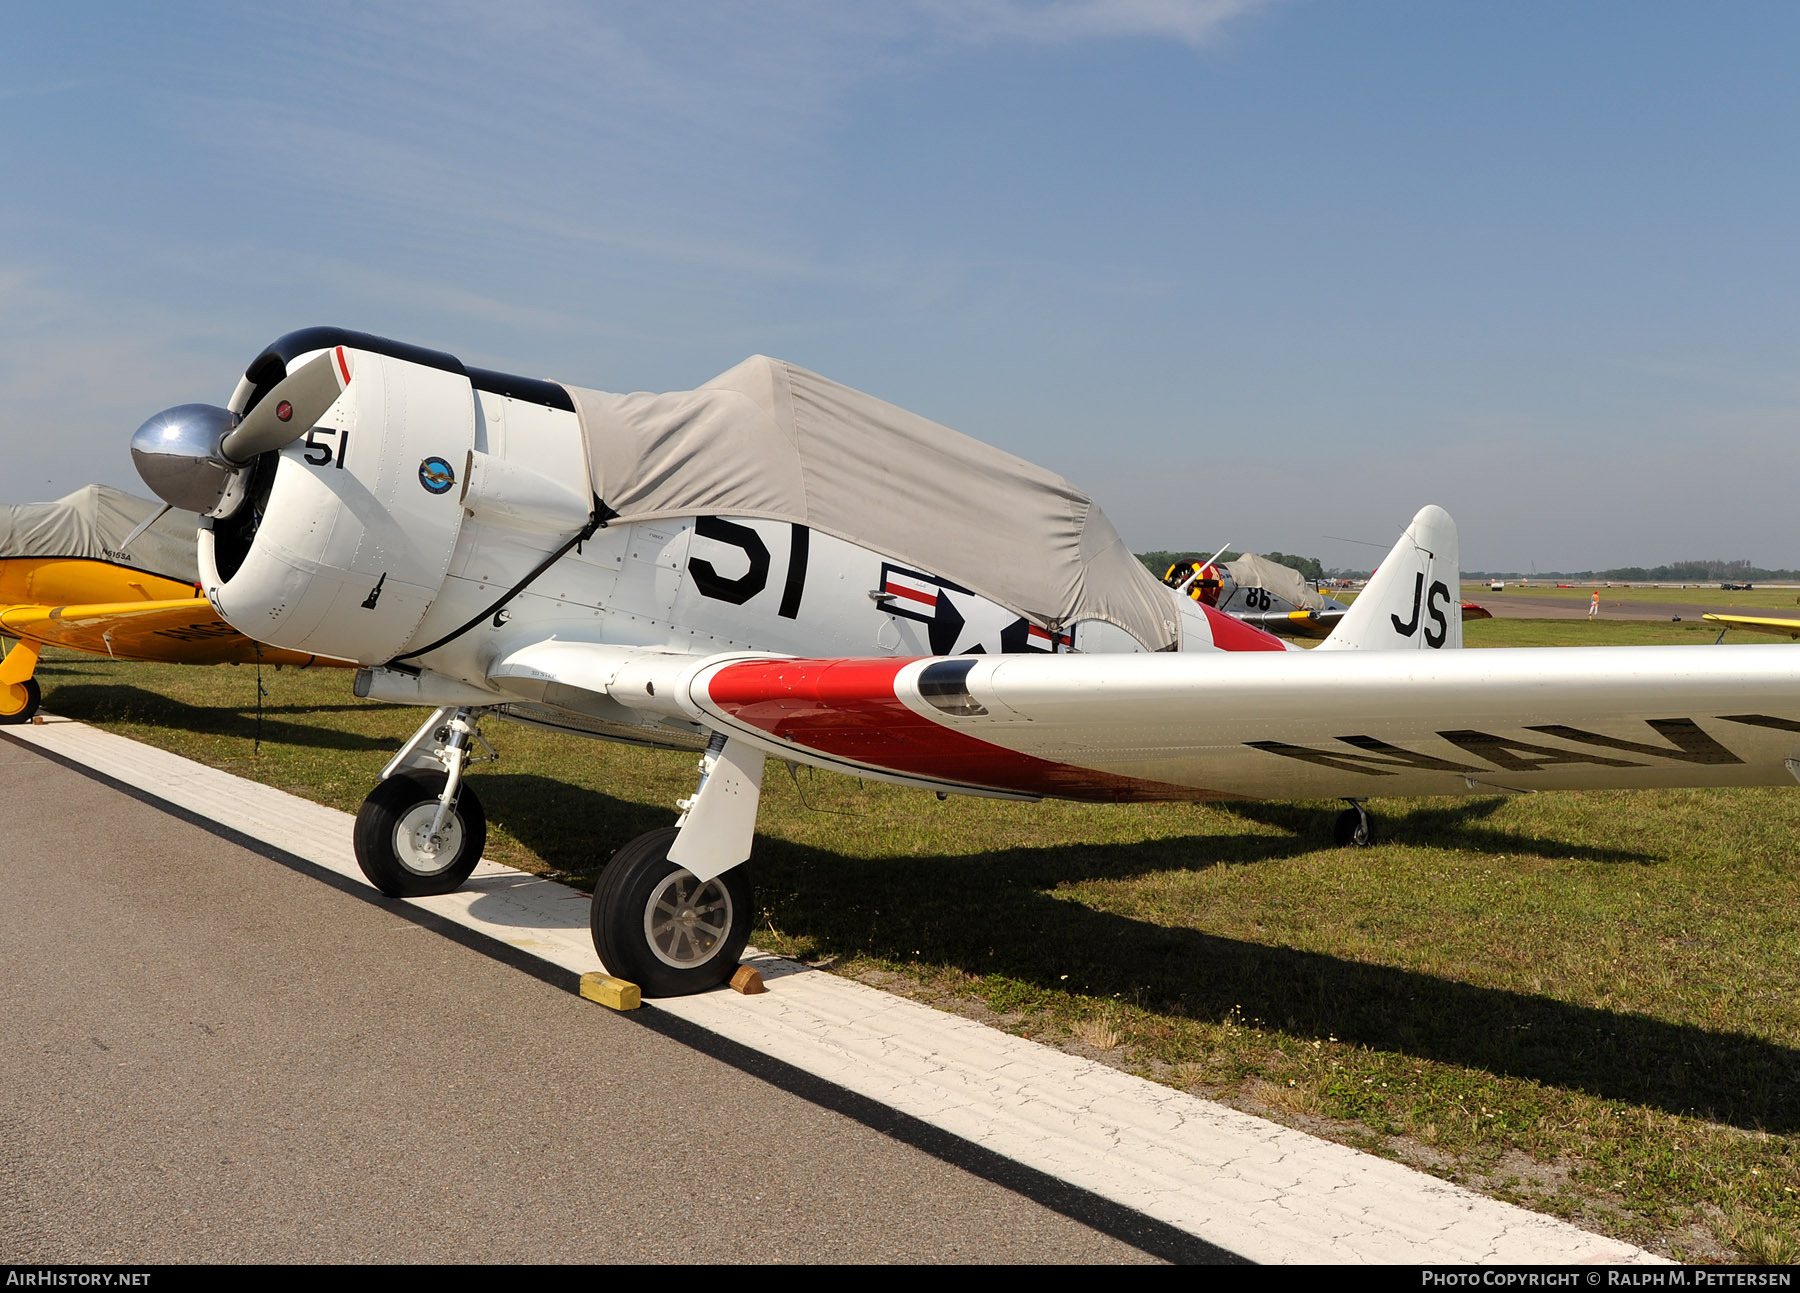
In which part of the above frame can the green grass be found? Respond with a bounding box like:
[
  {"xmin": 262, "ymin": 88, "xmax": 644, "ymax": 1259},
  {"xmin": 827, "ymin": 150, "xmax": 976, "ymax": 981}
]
[
  {"xmin": 1469, "ymin": 583, "xmax": 1800, "ymax": 612},
  {"xmin": 22, "ymin": 626, "xmax": 1800, "ymax": 1263},
  {"xmin": 1464, "ymin": 617, "xmax": 1745, "ymax": 647}
]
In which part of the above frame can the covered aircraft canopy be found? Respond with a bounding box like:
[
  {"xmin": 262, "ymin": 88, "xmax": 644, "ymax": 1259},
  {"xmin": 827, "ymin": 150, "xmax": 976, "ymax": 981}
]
[
  {"xmin": 0, "ymin": 485, "xmax": 200, "ymax": 584},
  {"xmin": 566, "ymin": 357, "xmax": 1179, "ymax": 650},
  {"xmin": 1225, "ymin": 554, "xmax": 1327, "ymax": 611}
]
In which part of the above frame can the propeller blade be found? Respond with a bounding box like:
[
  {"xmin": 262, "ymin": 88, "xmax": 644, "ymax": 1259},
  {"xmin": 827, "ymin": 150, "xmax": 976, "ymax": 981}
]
[
  {"xmin": 218, "ymin": 349, "xmax": 350, "ymax": 464},
  {"xmin": 116, "ymin": 503, "xmax": 173, "ymax": 553}
]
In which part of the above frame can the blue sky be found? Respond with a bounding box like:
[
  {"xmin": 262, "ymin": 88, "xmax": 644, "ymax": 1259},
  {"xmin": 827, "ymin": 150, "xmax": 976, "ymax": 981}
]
[{"xmin": 3, "ymin": 1, "xmax": 1795, "ymax": 571}]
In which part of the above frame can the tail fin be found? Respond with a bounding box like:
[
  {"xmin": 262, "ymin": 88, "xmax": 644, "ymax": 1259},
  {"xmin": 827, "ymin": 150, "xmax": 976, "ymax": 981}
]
[{"xmin": 1316, "ymin": 505, "xmax": 1462, "ymax": 652}]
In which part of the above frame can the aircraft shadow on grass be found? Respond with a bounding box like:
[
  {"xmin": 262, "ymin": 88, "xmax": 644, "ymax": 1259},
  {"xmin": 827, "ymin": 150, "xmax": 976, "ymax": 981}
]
[
  {"xmin": 41, "ymin": 682, "xmax": 395, "ymax": 754},
  {"xmin": 1219, "ymin": 797, "xmax": 1663, "ymax": 867},
  {"xmin": 474, "ymin": 772, "xmax": 683, "ymax": 879},
  {"xmin": 469, "ymin": 777, "xmax": 1798, "ymax": 1133},
  {"xmin": 32, "ymin": 661, "xmax": 114, "ymax": 677},
  {"xmin": 766, "ymin": 834, "xmax": 1797, "ymax": 1133}
]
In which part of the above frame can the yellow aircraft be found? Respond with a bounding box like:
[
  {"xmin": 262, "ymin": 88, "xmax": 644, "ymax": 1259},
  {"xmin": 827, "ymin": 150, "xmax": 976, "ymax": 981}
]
[
  {"xmin": 1704, "ymin": 612, "xmax": 1800, "ymax": 641},
  {"xmin": 1, "ymin": 485, "xmax": 342, "ymax": 723}
]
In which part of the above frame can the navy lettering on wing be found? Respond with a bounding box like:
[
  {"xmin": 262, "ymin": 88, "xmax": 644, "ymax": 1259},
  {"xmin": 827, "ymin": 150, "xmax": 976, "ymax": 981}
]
[
  {"xmin": 1436, "ymin": 730, "xmax": 1638, "ymax": 772},
  {"xmin": 1245, "ymin": 736, "xmax": 1481, "ymax": 777},
  {"xmin": 1526, "ymin": 719, "xmax": 1742, "ymax": 765},
  {"xmin": 1246, "ymin": 720, "xmax": 1750, "ymax": 777}
]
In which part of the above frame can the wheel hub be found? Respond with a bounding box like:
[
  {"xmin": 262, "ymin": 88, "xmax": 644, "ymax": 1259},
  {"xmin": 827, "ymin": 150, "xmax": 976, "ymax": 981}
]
[
  {"xmin": 392, "ymin": 801, "xmax": 464, "ymax": 876},
  {"xmin": 644, "ymin": 871, "xmax": 734, "ymax": 970}
]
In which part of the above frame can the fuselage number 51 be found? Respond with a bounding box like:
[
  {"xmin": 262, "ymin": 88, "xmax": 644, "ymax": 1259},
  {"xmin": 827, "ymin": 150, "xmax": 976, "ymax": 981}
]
[{"xmin": 302, "ymin": 426, "xmax": 349, "ymax": 469}]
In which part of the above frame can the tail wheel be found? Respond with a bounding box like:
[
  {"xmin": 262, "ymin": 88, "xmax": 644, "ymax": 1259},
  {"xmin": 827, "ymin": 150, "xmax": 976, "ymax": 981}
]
[
  {"xmin": 0, "ymin": 678, "xmax": 41, "ymax": 725},
  {"xmin": 1333, "ymin": 805, "xmax": 1373, "ymax": 848},
  {"xmin": 591, "ymin": 826, "xmax": 752, "ymax": 998},
  {"xmin": 353, "ymin": 771, "xmax": 487, "ymax": 897}
]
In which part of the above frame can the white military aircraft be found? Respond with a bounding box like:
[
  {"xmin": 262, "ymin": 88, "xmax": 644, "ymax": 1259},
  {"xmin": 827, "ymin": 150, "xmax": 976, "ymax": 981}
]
[
  {"xmin": 1162, "ymin": 552, "xmax": 1492, "ymax": 640},
  {"xmin": 1160, "ymin": 552, "xmax": 1355, "ymax": 638},
  {"xmin": 130, "ymin": 328, "xmax": 1800, "ymax": 996}
]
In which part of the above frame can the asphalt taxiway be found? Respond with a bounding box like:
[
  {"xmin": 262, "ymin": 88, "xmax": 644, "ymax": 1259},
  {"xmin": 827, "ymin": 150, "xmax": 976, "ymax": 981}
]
[
  {"xmin": 0, "ymin": 742, "xmax": 1162, "ymax": 1263},
  {"xmin": 1470, "ymin": 587, "xmax": 1800, "ymax": 623}
]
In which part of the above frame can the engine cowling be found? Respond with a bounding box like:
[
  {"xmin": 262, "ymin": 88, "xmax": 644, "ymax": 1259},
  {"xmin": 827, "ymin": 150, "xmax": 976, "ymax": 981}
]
[{"xmin": 201, "ymin": 344, "xmax": 474, "ymax": 665}]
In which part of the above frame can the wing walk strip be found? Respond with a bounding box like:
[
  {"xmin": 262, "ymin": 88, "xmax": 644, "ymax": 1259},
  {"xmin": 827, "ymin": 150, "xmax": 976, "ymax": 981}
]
[{"xmin": 4, "ymin": 716, "xmax": 1661, "ymax": 1266}]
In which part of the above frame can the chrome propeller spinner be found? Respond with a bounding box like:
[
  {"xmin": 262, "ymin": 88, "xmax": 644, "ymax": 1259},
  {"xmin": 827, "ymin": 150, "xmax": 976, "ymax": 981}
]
[{"xmin": 130, "ymin": 350, "xmax": 350, "ymax": 519}]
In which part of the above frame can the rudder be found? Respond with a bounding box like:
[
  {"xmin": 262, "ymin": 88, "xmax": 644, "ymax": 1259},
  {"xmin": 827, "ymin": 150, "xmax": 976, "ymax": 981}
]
[{"xmin": 1316, "ymin": 505, "xmax": 1461, "ymax": 651}]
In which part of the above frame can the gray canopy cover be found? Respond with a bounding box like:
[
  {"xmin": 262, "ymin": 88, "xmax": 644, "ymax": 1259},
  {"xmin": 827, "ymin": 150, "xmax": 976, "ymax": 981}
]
[
  {"xmin": 565, "ymin": 357, "xmax": 1178, "ymax": 650},
  {"xmin": 1225, "ymin": 554, "xmax": 1326, "ymax": 611},
  {"xmin": 0, "ymin": 485, "xmax": 200, "ymax": 584}
]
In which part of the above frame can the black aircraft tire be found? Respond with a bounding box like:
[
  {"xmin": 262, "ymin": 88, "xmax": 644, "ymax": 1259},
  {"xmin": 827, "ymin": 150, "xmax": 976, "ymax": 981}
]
[
  {"xmin": 0, "ymin": 677, "xmax": 41, "ymax": 724},
  {"xmin": 591, "ymin": 826, "xmax": 752, "ymax": 998},
  {"xmin": 353, "ymin": 772, "xmax": 486, "ymax": 897},
  {"xmin": 1333, "ymin": 807, "xmax": 1372, "ymax": 848}
]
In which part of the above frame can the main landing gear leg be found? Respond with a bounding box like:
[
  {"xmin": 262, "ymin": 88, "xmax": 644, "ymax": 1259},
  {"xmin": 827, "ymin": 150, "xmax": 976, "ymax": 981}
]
[
  {"xmin": 1334, "ymin": 798, "xmax": 1373, "ymax": 848},
  {"xmin": 354, "ymin": 706, "xmax": 495, "ymax": 897},
  {"xmin": 592, "ymin": 732, "xmax": 765, "ymax": 997}
]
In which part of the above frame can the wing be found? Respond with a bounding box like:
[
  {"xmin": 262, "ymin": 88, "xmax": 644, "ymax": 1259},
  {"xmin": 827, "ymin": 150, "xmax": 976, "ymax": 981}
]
[
  {"xmin": 0, "ymin": 599, "xmax": 339, "ymax": 666},
  {"xmin": 1704, "ymin": 613, "xmax": 1800, "ymax": 641},
  {"xmin": 1220, "ymin": 602, "xmax": 1505, "ymax": 640},
  {"xmin": 680, "ymin": 650, "xmax": 1800, "ymax": 802},
  {"xmin": 486, "ymin": 639, "xmax": 1040, "ymax": 797},
  {"xmin": 488, "ymin": 640, "xmax": 1800, "ymax": 804},
  {"xmin": 1231, "ymin": 608, "xmax": 1342, "ymax": 639},
  {"xmin": 1225, "ymin": 596, "xmax": 1486, "ymax": 639}
]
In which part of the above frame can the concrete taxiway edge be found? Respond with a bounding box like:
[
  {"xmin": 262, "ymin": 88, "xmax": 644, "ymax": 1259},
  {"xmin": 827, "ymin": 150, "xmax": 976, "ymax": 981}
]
[{"xmin": 4, "ymin": 716, "xmax": 1665, "ymax": 1265}]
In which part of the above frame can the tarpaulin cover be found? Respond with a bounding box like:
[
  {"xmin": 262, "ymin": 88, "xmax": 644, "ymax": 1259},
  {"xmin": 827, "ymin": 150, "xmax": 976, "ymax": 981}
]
[
  {"xmin": 0, "ymin": 485, "xmax": 200, "ymax": 583},
  {"xmin": 1225, "ymin": 554, "xmax": 1327, "ymax": 611},
  {"xmin": 564, "ymin": 357, "xmax": 1178, "ymax": 649}
]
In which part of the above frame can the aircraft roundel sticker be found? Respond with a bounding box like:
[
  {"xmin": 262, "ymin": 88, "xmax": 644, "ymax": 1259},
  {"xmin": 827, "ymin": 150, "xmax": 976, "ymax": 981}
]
[{"xmin": 418, "ymin": 456, "xmax": 456, "ymax": 495}]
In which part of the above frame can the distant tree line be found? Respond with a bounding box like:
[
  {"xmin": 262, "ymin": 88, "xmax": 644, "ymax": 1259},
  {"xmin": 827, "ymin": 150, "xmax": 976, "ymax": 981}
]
[
  {"xmin": 1139, "ymin": 551, "xmax": 1235, "ymax": 578},
  {"xmin": 1466, "ymin": 560, "xmax": 1800, "ymax": 581},
  {"xmin": 1140, "ymin": 552, "xmax": 1800, "ymax": 584}
]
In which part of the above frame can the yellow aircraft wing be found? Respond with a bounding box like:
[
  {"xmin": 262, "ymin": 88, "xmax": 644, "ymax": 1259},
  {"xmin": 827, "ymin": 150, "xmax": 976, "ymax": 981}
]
[
  {"xmin": 1231, "ymin": 608, "xmax": 1340, "ymax": 639},
  {"xmin": 0, "ymin": 598, "xmax": 337, "ymax": 666},
  {"xmin": 1703, "ymin": 613, "xmax": 1800, "ymax": 641}
]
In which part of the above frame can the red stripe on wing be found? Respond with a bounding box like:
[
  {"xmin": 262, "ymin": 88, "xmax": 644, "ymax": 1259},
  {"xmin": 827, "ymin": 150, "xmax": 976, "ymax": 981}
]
[{"xmin": 704, "ymin": 658, "xmax": 1227, "ymax": 802}]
